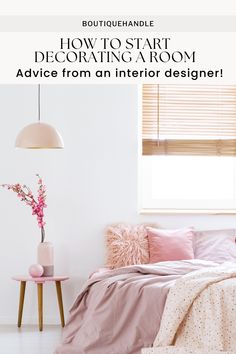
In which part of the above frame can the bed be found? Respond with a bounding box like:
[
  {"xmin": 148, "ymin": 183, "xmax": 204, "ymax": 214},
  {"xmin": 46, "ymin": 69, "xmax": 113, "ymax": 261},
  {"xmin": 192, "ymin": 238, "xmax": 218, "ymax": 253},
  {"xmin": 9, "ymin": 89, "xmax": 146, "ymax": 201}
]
[
  {"xmin": 142, "ymin": 262, "xmax": 236, "ymax": 354},
  {"xmin": 55, "ymin": 225, "xmax": 236, "ymax": 354}
]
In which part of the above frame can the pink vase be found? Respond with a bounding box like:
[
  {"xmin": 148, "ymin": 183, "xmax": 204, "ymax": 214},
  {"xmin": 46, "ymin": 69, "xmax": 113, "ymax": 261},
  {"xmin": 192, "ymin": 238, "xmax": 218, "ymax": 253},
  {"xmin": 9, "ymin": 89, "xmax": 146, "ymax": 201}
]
[{"xmin": 37, "ymin": 242, "xmax": 54, "ymax": 277}]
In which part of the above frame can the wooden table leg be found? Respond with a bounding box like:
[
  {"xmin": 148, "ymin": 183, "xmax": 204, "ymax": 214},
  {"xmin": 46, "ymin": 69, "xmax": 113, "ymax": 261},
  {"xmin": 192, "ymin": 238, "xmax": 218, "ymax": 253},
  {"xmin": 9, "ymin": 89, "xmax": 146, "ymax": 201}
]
[
  {"xmin": 37, "ymin": 283, "xmax": 43, "ymax": 331},
  {"xmin": 55, "ymin": 281, "xmax": 65, "ymax": 327},
  {"xmin": 17, "ymin": 281, "xmax": 26, "ymax": 328}
]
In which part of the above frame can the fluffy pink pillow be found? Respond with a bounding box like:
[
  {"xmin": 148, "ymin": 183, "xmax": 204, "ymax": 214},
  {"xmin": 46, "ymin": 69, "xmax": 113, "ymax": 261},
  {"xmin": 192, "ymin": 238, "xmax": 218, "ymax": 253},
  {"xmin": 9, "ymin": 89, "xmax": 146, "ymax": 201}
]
[
  {"xmin": 147, "ymin": 227, "xmax": 195, "ymax": 263},
  {"xmin": 106, "ymin": 224, "xmax": 152, "ymax": 268}
]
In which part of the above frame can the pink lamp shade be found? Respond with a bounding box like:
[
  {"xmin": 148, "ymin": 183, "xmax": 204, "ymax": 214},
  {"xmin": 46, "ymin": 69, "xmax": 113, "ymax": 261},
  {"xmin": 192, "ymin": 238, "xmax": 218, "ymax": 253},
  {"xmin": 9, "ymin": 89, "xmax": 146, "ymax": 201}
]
[{"xmin": 15, "ymin": 122, "xmax": 64, "ymax": 149}]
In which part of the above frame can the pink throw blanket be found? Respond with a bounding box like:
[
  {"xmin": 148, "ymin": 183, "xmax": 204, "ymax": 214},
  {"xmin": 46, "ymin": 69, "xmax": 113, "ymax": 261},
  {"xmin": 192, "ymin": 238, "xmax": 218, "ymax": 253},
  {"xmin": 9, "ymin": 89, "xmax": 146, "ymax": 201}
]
[{"xmin": 55, "ymin": 260, "xmax": 218, "ymax": 354}]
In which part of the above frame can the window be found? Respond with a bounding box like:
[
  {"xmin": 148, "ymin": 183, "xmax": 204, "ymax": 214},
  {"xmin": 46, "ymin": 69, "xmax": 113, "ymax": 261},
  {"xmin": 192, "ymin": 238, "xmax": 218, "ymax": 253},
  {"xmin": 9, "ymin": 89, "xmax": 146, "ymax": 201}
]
[{"xmin": 140, "ymin": 84, "xmax": 236, "ymax": 213}]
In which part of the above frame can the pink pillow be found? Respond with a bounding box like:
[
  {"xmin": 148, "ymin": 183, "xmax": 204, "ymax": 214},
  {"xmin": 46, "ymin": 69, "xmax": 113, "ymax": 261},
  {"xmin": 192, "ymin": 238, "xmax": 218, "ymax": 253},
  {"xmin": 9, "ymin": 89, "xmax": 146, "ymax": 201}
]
[
  {"xmin": 147, "ymin": 227, "xmax": 195, "ymax": 263},
  {"xmin": 194, "ymin": 229, "xmax": 236, "ymax": 263},
  {"xmin": 106, "ymin": 224, "xmax": 154, "ymax": 268}
]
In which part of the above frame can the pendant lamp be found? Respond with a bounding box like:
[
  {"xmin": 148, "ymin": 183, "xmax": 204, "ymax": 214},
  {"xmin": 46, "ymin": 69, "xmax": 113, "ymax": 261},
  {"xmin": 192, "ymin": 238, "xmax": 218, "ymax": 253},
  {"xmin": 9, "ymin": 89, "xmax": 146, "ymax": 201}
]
[{"xmin": 15, "ymin": 85, "xmax": 64, "ymax": 149}]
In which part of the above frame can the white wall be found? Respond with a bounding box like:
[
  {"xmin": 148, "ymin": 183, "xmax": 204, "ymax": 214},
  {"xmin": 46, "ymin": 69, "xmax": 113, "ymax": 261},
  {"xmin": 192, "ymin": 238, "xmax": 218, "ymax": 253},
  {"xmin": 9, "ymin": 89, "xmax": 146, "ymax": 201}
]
[{"xmin": 0, "ymin": 84, "xmax": 235, "ymax": 325}]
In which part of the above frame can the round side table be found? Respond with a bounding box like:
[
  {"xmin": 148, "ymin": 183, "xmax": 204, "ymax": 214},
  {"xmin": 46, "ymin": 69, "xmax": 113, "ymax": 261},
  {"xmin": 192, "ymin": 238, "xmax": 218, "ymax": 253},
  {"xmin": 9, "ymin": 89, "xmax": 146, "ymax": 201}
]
[{"xmin": 12, "ymin": 275, "xmax": 69, "ymax": 331}]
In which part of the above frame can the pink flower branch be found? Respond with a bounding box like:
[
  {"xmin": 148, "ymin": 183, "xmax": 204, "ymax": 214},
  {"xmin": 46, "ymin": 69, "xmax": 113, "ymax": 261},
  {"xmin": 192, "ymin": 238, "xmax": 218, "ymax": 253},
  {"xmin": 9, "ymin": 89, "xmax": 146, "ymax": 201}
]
[{"xmin": 1, "ymin": 174, "xmax": 47, "ymax": 242}]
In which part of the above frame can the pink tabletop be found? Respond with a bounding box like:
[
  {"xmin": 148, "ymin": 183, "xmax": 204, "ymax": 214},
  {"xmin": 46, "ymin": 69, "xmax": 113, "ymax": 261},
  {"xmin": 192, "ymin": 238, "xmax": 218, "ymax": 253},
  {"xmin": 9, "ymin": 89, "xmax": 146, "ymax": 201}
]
[{"xmin": 12, "ymin": 276, "xmax": 69, "ymax": 283}]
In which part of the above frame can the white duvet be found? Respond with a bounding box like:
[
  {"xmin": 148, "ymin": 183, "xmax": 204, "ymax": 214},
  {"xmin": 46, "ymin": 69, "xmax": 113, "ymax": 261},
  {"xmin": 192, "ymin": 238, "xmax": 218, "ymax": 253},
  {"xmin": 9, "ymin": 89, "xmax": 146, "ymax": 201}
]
[{"xmin": 142, "ymin": 262, "xmax": 236, "ymax": 354}]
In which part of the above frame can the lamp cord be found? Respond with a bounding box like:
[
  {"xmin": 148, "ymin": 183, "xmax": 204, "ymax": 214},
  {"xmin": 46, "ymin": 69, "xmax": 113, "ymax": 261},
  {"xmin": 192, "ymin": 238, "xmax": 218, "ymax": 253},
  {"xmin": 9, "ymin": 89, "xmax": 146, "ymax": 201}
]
[
  {"xmin": 157, "ymin": 84, "xmax": 160, "ymax": 146},
  {"xmin": 38, "ymin": 84, "xmax": 41, "ymax": 122}
]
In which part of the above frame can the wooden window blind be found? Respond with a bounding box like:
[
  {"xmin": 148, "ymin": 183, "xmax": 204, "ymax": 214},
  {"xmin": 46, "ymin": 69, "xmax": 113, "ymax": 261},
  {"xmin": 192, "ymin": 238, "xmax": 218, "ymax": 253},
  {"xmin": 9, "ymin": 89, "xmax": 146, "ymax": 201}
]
[{"xmin": 142, "ymin": 84, "xmax": 236, "ymax": 156}]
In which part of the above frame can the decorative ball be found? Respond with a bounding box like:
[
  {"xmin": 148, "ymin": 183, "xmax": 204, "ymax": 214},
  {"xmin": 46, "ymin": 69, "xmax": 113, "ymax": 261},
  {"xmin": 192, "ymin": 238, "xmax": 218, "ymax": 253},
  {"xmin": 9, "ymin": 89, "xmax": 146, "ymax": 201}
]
[{"xmin": 29, "ymin": 264, "xmax": 44, "ymax": 277}]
